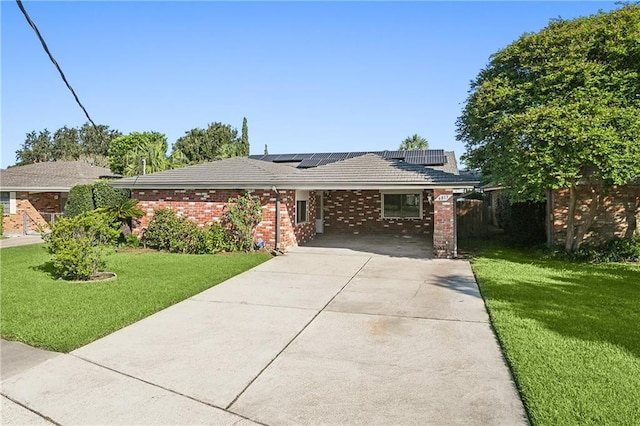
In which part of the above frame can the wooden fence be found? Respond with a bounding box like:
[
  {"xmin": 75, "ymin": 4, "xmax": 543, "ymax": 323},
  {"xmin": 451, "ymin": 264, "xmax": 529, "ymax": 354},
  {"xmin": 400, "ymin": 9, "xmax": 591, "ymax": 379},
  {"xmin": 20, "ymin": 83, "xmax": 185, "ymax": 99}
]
[{"xmin": 457, "ymin": 199, "xmax": 488, "ymax": 238}]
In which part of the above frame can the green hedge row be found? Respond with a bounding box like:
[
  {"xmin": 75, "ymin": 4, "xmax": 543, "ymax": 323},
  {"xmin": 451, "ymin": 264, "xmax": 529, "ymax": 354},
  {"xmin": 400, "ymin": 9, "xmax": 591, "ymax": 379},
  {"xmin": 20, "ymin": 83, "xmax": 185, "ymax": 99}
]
[{"xmin": 64, "ymin": 180, "xmax": 130, "ymax": 217}]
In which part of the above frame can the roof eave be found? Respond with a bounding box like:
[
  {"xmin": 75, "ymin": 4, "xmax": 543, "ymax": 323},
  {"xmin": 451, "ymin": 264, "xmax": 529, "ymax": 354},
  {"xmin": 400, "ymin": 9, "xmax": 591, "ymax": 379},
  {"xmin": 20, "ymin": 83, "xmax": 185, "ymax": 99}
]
[
  {"xmin": 111, "ymin": 181, "xmax": 479, "ymax": 191},
  {"xmin": 0, "ymin": 187, "xmax": 71, "ymax": 192}
]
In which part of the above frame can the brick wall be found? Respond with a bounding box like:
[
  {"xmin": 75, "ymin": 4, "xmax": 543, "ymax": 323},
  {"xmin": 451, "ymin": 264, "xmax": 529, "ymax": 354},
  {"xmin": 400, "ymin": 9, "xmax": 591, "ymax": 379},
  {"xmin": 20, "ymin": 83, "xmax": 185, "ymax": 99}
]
[
  {"xmin": 551, "ymin": 184, "xmax": 640, "ymax": 245},
  {"xmin": 28, "ymin": 192, "xmax": 64, "ymax": 213},
  {"xmin": 433, "ymin": 189, "xmax": 455, "ymax": 258},
  {"xmin": 2, "ymin": 192, "xmax": 50, "ymax": 234},
  {"xmin": 322, "ymin": 190, "xmax": 433, "ymax": 235},
  {"xmin": 132, "ymin": 189, "xmax": 317, "ymax": 250}
]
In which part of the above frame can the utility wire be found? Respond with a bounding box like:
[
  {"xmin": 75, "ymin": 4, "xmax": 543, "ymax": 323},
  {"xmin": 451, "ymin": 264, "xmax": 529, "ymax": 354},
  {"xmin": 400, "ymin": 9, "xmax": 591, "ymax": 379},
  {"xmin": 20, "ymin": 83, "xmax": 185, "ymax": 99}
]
[{"xmin": 16, "ymin": 0, "xmax": 100, "ymax": 133}]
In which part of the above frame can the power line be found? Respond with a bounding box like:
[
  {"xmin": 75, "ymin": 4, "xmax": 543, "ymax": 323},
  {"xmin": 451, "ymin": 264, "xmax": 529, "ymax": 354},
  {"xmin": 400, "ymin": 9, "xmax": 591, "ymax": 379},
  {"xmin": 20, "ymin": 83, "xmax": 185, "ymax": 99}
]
[{"xmin": 15, "ymin": 0, "xmax": 100, "ymax": 133}]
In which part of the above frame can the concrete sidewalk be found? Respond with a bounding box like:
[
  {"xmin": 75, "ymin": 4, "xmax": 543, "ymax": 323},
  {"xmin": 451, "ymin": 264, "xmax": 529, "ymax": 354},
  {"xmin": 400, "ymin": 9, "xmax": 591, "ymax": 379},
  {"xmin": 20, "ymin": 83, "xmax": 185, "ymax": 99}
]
[
  {"xmin": 0, "ymin": 235, "xmax": 44, "ymax": 249},
  {"xmin": 1, "ymin": 237, "xmax": 528, "ymax": 425}
]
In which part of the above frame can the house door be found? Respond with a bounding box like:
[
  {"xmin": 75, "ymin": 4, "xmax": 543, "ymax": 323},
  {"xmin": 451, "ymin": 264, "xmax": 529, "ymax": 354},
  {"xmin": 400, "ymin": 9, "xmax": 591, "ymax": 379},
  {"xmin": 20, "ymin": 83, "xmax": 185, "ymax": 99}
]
[{"xmin": 315, "ymin": 192, "xmax": 324, "ymax": 233}]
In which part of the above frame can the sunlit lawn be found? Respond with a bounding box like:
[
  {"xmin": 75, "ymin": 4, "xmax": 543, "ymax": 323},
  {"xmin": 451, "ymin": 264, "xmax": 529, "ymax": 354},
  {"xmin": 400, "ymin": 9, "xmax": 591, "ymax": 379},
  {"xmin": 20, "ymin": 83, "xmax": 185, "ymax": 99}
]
[
  {"xmin": 466, "ymin": 240, "xmax": 640, "ymax": 425},
  {"xmin": 1, "ymin": 244, "xmax": 271, "ymax": 352}
]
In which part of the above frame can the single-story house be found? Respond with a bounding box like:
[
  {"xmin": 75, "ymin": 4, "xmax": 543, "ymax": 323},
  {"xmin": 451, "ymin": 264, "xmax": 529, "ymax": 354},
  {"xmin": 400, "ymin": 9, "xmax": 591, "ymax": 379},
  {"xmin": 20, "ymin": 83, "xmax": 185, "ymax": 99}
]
[
  {"xmin": 1, "ymin": 161, "xmax": 116, "ymax": 234},
  {"xmin": 482, "ymin": 183, "xmax": 639, "ymax": 245},
  {"xmin": 111, "ymin": 150, "xmax": 479, "ymax": 258}
]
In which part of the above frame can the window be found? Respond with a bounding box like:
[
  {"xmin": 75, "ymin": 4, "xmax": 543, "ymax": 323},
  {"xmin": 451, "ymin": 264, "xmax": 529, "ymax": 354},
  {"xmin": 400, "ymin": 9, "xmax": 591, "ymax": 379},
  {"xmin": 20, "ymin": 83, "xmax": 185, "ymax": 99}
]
[
  {"xmin": 1, "ymin": 192, "xmax": 11, "ymax": 215},
  {"xmin": 295, "ymin": 190, "xmax": 309, "ymax": 224},
  {"xmin": 382, "ymin": 192, "xmax": 422, "ymax": 219}
]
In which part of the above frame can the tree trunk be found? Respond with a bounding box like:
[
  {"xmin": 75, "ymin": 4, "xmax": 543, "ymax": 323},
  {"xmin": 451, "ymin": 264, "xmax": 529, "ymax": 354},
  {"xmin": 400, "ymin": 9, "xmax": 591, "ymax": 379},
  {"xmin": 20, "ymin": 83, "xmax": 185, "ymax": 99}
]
[
  {"xmin": 572, "ymin": 185, "xmax": 599, "ymax": 250},
  {"xmin": 120, "ymin": 222, "xmax": 132, "ymax": 238},
  {"xmin": 564, "ymin": 186, "xmax": 577, "ymax": 252},
  {"xmin": 565, "ymin": 183, "xmax": 599, "ymax": 252}
]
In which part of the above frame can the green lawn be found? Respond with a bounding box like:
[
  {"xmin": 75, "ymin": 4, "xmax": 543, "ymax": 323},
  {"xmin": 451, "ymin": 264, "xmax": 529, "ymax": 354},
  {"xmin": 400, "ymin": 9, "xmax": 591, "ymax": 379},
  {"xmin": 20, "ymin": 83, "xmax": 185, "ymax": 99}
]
[
  {"xmin": 467, "ymin": 241, "xmax": 640, "ymax": 425},
  {"xmin": 1, "ymin": 244, "xmax": 271, "ymax": 352}
]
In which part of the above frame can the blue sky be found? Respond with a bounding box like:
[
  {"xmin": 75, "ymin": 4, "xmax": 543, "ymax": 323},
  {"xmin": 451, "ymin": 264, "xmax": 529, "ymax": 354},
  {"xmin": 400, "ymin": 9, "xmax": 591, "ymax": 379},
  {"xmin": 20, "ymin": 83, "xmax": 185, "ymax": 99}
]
[{"xmin": 1, "ymin": 1, "xmax": 618, "ymax": 168}]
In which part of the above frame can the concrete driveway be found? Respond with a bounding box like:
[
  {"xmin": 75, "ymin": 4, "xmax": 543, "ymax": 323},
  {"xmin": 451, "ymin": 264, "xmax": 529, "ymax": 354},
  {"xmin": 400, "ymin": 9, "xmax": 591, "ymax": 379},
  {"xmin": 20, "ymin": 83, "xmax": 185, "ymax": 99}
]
[{"xmin": 1, "ymin": 235, "xmax": 527, "ymax": 425}]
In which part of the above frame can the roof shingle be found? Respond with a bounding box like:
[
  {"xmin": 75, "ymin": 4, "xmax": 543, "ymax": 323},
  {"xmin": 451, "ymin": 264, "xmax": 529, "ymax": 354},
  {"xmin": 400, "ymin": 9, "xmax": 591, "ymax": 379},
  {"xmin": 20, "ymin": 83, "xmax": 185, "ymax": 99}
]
[{"xmin": 0, "ymin": 161, "xmax": 118, "ymax": 191}]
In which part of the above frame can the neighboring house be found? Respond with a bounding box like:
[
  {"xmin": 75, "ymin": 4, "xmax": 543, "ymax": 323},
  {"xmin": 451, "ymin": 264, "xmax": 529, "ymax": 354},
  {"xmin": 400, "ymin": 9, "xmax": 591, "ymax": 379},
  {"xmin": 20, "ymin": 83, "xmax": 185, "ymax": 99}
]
[
  {"xmin": 548, "ymin": 185, "xmax": 639, "ymax": 245},
  {"xmin": 1, "ymin": 161, "xmax": 117, "ymax": 234},
  {"xmin": 483, "ymin": 184, "xmax": 639, "ymax": 245},
  {"xmin": 112, "ymin": 150, "xmax": 478, "ymax": 258}
]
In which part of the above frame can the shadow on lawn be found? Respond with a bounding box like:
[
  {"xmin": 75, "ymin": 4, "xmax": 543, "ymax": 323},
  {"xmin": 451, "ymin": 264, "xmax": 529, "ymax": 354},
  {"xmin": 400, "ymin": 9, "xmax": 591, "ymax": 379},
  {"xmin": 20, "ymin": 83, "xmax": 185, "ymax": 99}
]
[
  {"xmin": 476, "ymin": 246, "xmax": 640, "ymax": 358},
  {"xmin": 31, "ymin": 261, "xmax": 59, "ymax": 279}
]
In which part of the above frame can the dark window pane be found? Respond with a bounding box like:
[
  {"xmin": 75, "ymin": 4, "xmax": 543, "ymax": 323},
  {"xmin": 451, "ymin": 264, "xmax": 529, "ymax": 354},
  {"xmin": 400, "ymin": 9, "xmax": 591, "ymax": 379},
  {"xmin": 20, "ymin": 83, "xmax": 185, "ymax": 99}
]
[{"xmin": 296, "ymin": 200, "xmax": 307, "ymax": 223}]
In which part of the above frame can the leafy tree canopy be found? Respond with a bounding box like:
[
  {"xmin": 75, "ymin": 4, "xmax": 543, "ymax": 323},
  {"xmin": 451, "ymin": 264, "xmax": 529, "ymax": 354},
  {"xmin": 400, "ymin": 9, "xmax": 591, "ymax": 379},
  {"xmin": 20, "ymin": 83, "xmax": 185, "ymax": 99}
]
[
  {"xmin": 399, "ymin": 134, "xmax": 429, "ymax": 150},
  {"xmin": 108, "ymin": 131, "xmax": 168, "ymax": 176},
  {"xmin": 172, "ymin": 122, "xmax": 244, "ymax": 164},
  {"xmin": 457, "ymin": 5, "xmax": 640, "ymax": 201},
  {"xmin": 14, "ymin": 122, "xmax": 122, "ymax": 166},
  {"xmin": 457, "ymin": 5, "xmax": 640, "ymax": 250}
]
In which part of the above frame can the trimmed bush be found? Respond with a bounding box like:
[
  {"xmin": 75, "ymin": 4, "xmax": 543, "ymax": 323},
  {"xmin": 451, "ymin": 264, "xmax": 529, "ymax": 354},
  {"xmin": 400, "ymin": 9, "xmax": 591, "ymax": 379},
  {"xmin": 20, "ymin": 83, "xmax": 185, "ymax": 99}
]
[
  {"xmin": 92, "ymin": 180, "xmax": 130, "ymax": 209},
  {"xmin": 143, "ymin": 208, "xmax": 183, "ymax": 251},
  {"xmin": 0, "ymin": 204, "xmax": 3, "ymax": 235},
  {"xmin": 64, "ymin": 184, "xmax": 94, "ymax": 217},
  {"xmin": 44, "ymin": 212, "xmax": 120, "ymax": 280},
  {"xmin": 65, "ymin": 180, "xmax": 131, "ymax": 217}
]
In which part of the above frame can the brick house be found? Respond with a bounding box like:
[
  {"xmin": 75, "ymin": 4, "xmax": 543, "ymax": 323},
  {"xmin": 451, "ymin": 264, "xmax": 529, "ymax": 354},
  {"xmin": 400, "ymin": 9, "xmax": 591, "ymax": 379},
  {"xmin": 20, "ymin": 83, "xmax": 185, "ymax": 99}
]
[
  {"xmin": 483, "ymin": 184, "xmax": 639, "ymax": 245},
  {"xmin": 111, "ymin": 150, "xmax": 478, "ymax": 258},
  {"xmin": 547, "ymin": 185, "xmax": 639, "ymax": 246},
  {"xmin": 1, "ymin": 161, "xmax": 116, "ymax": 234}
]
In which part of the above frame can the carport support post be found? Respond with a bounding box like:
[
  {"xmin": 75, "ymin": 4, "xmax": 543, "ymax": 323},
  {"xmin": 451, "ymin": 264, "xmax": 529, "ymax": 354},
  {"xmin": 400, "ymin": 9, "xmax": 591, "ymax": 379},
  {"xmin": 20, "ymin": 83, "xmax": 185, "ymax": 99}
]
[
  {"xmin": 275, "ymin": 189, "xmax": 281, "ymax": 250},
  {"xmin": 433, "ymin": 189, "xmax": 456, "ymax": 258}
]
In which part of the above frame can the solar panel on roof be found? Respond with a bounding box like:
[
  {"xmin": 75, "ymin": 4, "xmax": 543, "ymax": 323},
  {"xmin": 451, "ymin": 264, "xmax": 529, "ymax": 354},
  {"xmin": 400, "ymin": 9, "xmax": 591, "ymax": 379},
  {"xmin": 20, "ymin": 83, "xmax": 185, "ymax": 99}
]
[
  {"xmin": 273, "ymin": 154, "xmax": 298, "ymax": 162},
  {"xmin": 292, "ymin": 153, "xmax": 314, "ymax": 161},
  {"xmin": 297, "ymin": 159, "xmax": 322, "ymax": 168}
]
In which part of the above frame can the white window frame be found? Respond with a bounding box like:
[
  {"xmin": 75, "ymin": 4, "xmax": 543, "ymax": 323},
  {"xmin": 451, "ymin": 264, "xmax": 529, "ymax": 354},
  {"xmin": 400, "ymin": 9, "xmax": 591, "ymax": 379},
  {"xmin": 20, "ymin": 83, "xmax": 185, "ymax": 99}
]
[
  {"xmin": 381, "ymin": 191, "xmax": 423, "ymax": 219},
  {"xmin": 1, "ymin": 192, "xmax": 16, "ymax": 215},
  {"xmin": 295, "ymin": 190, "xmax": 309, "ymax": 224}
]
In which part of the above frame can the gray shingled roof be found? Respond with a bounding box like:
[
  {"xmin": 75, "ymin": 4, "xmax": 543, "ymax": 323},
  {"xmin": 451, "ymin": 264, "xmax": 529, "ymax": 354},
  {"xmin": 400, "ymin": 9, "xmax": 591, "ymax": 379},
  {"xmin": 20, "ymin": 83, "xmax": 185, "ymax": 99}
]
[
  {"xmin": 111, "ymin": 157, "xmax": 301, "ymax": 189},
  {"xmin": 279, "ymin": 154, "xmax": 476, "ymax": 189},
  {"xmin": 111, "ymin": 153, "xmax": 478, "ymax": 190},
  {"xmin": 0, "ymin": 161, "xmax": 118, "ymax": 191}
]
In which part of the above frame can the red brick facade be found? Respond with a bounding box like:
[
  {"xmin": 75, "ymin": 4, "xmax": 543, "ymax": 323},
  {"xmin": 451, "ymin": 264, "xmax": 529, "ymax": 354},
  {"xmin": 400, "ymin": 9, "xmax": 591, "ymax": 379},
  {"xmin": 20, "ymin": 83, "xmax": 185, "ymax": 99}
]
[
  {"xmin": 550, "ymin": 184, "xmax": 640, "ymax": 245},
  {"xmin": 131, "ymin": 188, "xmax": 458, "ymax": 257},
  {"xmin": 132, "ymin": 189, "xmax": 316, "ymax": 250},
  {"xmin": 321, "ymin": 190, "xmax": 434, "ymax": 235},
  {"xmin": 432, "ymin": 189, "xmax": 456, "ymax": 257},
  {"xmin": 2, "ymin": 192, "xmax": 51, "ymax": 234},
  {"xmin": 27, "ymin": 192, "xmax": 65, "ymax": 213}
]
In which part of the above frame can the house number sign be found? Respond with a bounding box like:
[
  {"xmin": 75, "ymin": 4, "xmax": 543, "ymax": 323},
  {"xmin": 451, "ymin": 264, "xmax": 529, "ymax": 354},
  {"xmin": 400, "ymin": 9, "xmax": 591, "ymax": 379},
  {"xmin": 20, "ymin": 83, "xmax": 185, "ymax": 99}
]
[{"xmin": 435, "ymin": 194, "xmax": 452, "ymax": 202}]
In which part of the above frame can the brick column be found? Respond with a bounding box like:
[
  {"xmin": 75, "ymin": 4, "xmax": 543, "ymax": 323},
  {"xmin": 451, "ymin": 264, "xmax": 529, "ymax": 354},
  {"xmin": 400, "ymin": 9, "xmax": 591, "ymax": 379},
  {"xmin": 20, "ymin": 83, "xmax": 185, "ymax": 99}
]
[{"xmin": 433, "ymin": 189, "xmax": 456, "ymax": 258}]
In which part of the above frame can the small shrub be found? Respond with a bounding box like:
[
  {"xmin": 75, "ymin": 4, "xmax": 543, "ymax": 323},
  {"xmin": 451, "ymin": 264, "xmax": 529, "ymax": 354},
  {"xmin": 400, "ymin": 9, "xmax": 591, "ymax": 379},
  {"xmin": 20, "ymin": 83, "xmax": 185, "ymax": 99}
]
[
  {"xmin": 0, "ymin": 204, "xmax": 4, "ymax": 235},
  {"xmin": 64, "ymin": 184, "xmax": 94, "ymax": 217},
  {"xmin": 222, "ymin": 192, "xmax": 263, "ymax": 251},
  {"xmin": 45, "ymin": 212, "xmax": 120, "ymax": 280},
  {"xmin": 571, "ymin": 236, "xmax": 640, "ymax": 263},
  {"xmin": 207, "ymin": 222, "xmax": 232, "ymax": 253},
  {"xmin": 144, "ymin": 209, "xmax": 183, "ymax": 251},
  {"xmin": 125, "ymin": 234, "xmax": 140, "ymax": 248}
]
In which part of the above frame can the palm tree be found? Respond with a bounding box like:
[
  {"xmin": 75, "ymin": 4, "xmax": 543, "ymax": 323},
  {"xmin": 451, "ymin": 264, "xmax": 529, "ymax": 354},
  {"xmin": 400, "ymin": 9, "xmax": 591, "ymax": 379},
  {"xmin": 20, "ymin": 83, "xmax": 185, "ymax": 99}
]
[
  {"xmin": 399, "ymin": 134, "xmax": 429, "ymax": 150},
  {"xmin": 97, "ymin": 198, "xmax": 144, "ymax": 237}
]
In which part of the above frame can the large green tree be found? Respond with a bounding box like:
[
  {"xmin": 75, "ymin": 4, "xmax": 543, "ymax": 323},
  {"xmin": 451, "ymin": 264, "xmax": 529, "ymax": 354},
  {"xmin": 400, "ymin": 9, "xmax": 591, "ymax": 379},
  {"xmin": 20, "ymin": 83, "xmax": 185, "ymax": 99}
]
[
  {"xmin": 457, "ymin": 5, "xmax": 640, "ymax": 251},
  {"xmin": 52, "ymin": 126, "xmax": 82, "ymax": 161},
  {"xmin": 15, "ymin": 130, "xmax": 53, "ymax": 164},
  {"xmin": 240, "ymin": 117, "xmax": 249, "ymax": 156},
  {"xmin": 14, "ymin": 122, "xmax": 121, "ymax": 166},
  {"xmin": 172, "ymin": 122, "xmax": 243, "ymax": 164},
  {"xmin": 399, "ymin": 134, "xmax": 428, "ymax": 150},
  {"xmin": 108, "ymin": 132, "xmax": 168, "ymax": 176}
]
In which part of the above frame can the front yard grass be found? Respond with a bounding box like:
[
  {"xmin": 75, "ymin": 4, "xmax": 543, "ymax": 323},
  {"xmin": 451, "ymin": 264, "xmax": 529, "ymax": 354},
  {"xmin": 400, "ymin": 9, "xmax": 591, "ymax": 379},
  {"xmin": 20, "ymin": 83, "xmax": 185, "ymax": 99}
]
[
  {"xmin": 1, "ymin": 244, "xmax": 271, "ymax": 352},
  {"xmin": 467, "ymin": 241, "xmax": 640, "ymax": 425}
]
